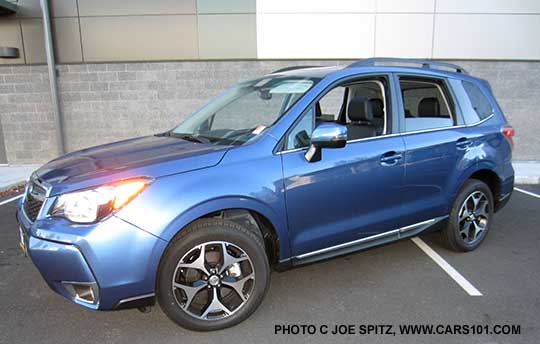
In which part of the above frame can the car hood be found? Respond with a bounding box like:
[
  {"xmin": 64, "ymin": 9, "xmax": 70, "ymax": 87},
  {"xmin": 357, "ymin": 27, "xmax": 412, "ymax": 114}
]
[{"xmin": 35, "ymin": 135, "xmax": 229, "ymax": 196}]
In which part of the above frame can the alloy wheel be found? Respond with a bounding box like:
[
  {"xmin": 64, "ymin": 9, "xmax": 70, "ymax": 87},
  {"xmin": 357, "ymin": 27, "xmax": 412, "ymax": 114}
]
[
  {"xmin": 172, "ymin": 241, "xmax": 255, "ymax": 321},
  {"xmin": 458, "ymin": 191, "xmax": 490, "ymax": 244}
]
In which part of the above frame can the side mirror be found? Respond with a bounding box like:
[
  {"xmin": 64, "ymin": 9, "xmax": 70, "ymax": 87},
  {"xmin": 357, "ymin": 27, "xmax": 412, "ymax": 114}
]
[{"xmin": 305, "ymin": 122, "xmax": 347, "ymax": 162}]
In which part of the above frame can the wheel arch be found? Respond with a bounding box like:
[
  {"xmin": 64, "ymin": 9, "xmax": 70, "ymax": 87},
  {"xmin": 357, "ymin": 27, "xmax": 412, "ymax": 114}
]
[
  {"xmin": 158, "ymin": 196, "xmax": 290, "ymax": 267},
  {"xmin": 455, "ymin": 163, "xmax": 503, "ymax": 211}
]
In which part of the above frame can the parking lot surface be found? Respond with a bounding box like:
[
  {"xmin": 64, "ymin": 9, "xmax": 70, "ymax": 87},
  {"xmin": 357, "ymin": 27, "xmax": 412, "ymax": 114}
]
[{"xmin": 1, "ymin": 186, "xmax": 539, "ymax": 344}]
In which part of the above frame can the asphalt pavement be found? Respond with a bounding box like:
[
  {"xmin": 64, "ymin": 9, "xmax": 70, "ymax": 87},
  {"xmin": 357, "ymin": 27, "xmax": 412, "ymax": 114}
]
[{"xmin": 1, "ymin": 186, "xmax": 539, "ymax": 344}]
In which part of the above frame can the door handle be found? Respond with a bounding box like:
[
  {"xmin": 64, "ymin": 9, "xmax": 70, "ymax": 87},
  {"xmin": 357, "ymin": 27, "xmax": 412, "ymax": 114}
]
[
  {"xmin": 456, "ymin": 137, "xmax": 472, "ymax": 150},
  {"xmin": 380, "ymin": 151, "xmax": 403, "ymax": 166}
]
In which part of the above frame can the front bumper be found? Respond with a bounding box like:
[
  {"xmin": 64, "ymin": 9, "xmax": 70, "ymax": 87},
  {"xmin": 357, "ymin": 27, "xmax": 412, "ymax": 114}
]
[{"xmin": 17, "ymin": 203, "xmax": 168, "ymax": 310}]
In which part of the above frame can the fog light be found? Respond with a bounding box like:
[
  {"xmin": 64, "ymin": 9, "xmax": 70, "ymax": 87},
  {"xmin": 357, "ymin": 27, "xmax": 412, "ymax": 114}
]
[{"xmin": 63, "ymin": 282, "xmax": 98, "ymax": 304}]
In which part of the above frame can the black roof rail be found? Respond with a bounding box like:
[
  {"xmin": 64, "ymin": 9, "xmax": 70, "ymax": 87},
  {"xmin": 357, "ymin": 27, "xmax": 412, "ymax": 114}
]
[
  {"xmin": 271, "ymin": 65, "xmax": 322, "ymax": 74},
  {"xmin": 347, "ymin": 57, "xmax": 468, "ymax": 74}
]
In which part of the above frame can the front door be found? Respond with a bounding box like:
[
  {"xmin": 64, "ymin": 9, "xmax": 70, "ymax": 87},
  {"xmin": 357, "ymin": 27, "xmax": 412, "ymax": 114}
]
[{"xmin": 281, "ymin": 136, "xmax": 405, "ymax": 259}]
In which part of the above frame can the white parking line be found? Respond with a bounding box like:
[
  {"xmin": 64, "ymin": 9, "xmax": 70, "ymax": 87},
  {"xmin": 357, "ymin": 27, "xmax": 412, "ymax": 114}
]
[
  {"xmin": 514, "ymin": 187, "xmax": 540, "ymax": 199},
  {"xmin": 0, "ymin": 194, "xmax": 23, "ymax": 207},
  {"xmin": 411, "ymin": 237, "xmax": 482, "ymax": 296}
]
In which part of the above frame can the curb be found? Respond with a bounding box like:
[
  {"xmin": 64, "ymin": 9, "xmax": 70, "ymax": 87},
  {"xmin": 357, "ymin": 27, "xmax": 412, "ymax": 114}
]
[
  {"xmin": 0, "ymin": 181, "xmax": 27, "ymax": 193},
  {"xmin": 515, "ymin": 176, "xmax": 540, "ymax": 185},
  {"xmin": 0, "ymin": 181, "xmax": 26, "ymax": 198}
]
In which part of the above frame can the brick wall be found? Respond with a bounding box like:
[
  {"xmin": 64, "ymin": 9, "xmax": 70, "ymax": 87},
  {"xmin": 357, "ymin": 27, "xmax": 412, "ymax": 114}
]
[{"xmin": 0, "ymin": 60, "xmax": 539, "ymax": 164}]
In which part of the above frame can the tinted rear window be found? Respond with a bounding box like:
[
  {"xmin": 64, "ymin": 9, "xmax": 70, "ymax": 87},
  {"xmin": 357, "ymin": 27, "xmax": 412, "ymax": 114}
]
[{"xmin": 462, "ymin": 81, "xmax": 493, "ymax": 121}]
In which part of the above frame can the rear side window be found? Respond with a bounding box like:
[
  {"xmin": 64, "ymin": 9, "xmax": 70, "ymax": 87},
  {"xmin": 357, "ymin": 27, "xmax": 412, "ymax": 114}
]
[
  {"xmin": 462, "ymin": 81, "xmax": 494, "ymax": 121},
  {"xmin": 398, "ymin": 78, "xmax": 455, "ymax": 132}
]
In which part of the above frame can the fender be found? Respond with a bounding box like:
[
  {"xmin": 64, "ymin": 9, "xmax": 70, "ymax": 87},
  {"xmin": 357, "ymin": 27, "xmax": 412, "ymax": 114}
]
[
  {"xmin": 476, "ymin": 159, "xmax": 498, "ymax": 173},
  {"xmin": 452, "ymin": 159, "xmax": 500, "ymax": 203},
  {"xmin": 448, "ymin": 161, "xmax": 480, "ymax": 210},
  {"xmin": 158, "ymin": 196, "xmax": 292, "ymax": 261}
]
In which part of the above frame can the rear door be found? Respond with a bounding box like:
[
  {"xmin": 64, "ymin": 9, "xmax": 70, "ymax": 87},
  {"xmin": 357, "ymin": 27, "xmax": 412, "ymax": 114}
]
[{"xmin": 395, "ymin": 74, "xmax": 471, "ymax": 226}]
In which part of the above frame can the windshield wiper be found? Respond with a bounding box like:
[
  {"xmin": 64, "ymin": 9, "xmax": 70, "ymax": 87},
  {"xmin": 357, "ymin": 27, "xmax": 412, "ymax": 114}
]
[{"xmin": 166, "ymin": 132, "xmax": 211, "ymax": 144}]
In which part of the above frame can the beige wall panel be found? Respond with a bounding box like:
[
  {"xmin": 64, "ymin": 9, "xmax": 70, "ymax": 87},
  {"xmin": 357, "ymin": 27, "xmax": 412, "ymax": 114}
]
[
  {"xmin": 21, "ymin": 18, "xmax": 82, "ymax": 63},
  {"xmin": 198, "ymin": 14, "xmax": 256, "ymax": 59},
  {"xmin": 0, "ymin": 21, "xmax": 25, "ymax": 64},
  {"xmin": 197, "ymin": 0, "xmax": 255, "ymax": 14},
  {"xmin": 80, "ymin": 16, "xmax": 198, "ymax": 62},
  {"xmin": 375, "ymin": 14, "xmax": 434, "ymax": 58},
  {"xmin": 16, "ymin": 0, "xmax": 78, "ymax": 18},
  {"xmin": 79, "ymin": 0, "xmax": 196, "ymax": 16},
  {"xmin": 433, "ymin": 14, "xmax": 540, "ymax": 59}
]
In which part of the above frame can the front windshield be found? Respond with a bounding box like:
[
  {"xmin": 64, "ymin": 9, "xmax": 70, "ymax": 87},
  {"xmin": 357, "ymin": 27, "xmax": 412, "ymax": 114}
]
[{"xmin": 171, "ymin": 75, "xmax": 320, "ymax": 145}]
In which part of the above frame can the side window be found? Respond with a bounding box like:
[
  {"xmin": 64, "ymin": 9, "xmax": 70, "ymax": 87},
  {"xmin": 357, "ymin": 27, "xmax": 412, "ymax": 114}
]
[
  {"xmin": 462, "ymin": 81, "xmax": 494, "ymax": 121},
  {"xmin": 284, "ymin": 76, "xmax": 390, "ymax": 150},
  {"xmin": 399, "ymin": 78, "xmax": 455, "ymax": 132},
  {"xmin": 318, "ymin": 87, "xmax": 345, "ymax": 122},
  {"xmin": 286, "ymin": 107, "xmax": 314, "ymax": 150}
]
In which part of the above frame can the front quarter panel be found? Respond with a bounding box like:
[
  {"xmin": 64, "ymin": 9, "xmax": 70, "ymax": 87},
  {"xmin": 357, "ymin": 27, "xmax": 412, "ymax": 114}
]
[{"xmin": 115, "ymin": 138, "xmax": 291, "ymax": 260}]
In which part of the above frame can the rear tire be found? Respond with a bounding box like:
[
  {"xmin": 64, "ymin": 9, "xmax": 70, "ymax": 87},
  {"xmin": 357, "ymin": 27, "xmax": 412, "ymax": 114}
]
[
  {"xmin": 157, "ymin": 218, "xmax": 270, "ymax": 331},
  {"xmin": 442, "ymin": 179, "xmax": 494, "ymax": 252}
]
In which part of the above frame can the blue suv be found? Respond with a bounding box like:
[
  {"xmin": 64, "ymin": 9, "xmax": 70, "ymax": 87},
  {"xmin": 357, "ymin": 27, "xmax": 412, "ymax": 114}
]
[{"xmin": 17, "ymin": 58, "xmax": 514, "ymax": 331}]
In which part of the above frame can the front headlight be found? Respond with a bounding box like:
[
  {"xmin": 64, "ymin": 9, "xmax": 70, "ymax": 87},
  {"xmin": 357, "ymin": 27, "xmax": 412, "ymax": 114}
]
[{"xmin": 51, "ymin": 178, "xmax": 151, "ymax": 224}]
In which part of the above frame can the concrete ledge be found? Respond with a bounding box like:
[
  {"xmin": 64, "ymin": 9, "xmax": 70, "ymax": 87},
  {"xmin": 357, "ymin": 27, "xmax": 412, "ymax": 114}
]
[
  {"xmin": 0, "ymin": 165, "xmax": 39, "ymax": 193},
  {"xmin": 513, "ymin": 161, "xmax": 540, "ymax": 185}
]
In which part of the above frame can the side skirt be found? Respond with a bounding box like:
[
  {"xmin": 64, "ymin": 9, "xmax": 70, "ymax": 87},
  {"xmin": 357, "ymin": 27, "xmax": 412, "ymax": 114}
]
[{"xmin": 285, "ymin": 216, "xmax": 449, "ymax": 267}]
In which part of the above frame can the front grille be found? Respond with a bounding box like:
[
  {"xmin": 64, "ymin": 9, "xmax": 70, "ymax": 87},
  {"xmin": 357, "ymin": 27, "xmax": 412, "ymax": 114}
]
[
  {"xmin": 23, "ymin": 194, "xmax": 43, "ymax": 221},
  {"xmin": 23, "ymin": 179, "xmax": 46, "ymax": 222}
]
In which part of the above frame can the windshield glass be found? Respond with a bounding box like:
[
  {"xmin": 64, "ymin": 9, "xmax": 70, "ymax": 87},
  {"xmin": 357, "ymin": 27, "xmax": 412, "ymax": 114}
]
[{"xmin": 171, "ymin": 75, "xmax": 320, "ymax": 145}]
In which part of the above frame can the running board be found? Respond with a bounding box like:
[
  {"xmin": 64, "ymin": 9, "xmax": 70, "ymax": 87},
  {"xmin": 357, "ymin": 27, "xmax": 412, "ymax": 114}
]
[{"xmin": 291, "ymin": 216, "xmax": 448, "ymax": 266}]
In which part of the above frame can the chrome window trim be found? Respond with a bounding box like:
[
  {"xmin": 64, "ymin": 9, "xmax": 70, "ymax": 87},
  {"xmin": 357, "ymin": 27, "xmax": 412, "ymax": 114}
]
[{"xmin": 276, "ymin": 113, "xmax": 494, "ymax": 155}]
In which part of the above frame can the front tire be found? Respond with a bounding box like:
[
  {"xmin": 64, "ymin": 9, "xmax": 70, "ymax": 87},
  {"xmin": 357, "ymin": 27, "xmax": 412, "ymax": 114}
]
[
  {"xmin": 443, "ymin": 179, "xmax": 494, "ymax": 252},
  {"xmin": 157, "ymin": 218, "xmax": 270, "ymax": 331}
]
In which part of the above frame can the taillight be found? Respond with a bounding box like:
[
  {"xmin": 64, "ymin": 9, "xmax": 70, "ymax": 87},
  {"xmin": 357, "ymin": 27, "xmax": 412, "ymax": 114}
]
[{"xmin": 501, "ymin": 125, "xmax": 515, "ymax": 149}]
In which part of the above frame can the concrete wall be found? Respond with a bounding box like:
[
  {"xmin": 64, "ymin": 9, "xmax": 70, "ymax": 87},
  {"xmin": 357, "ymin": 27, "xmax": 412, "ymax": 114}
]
[
  {"xmin": 2, "ymin": 0, "xmax": 540, "ymax": 64},
  {"xmin": 0, "ymin": 60, "xmax": 539, "ymax": 164}
]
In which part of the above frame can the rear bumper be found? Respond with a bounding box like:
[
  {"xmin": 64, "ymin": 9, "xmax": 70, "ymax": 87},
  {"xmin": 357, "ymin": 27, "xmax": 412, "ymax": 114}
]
[
  {"xmin": 16, "ymin": 207, "xmax": 167, "ymax": 310},
  {"xmin": 495, "ymin": 174, "xmax": 514, "ymax": 212}
]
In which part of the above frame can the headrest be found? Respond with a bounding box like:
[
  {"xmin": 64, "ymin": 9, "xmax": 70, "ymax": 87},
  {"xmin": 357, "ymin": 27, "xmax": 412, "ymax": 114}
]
[
  {"xmin": 418, "ymin": 97, "xmax": 440, "ymax": 117},
  {"xmin": 347, "ymin": 96, "xmax": 373, "ymax": 122},
  {"xmin": 369, "ymin": 98, "xmax": 384, "ymax": 118}
]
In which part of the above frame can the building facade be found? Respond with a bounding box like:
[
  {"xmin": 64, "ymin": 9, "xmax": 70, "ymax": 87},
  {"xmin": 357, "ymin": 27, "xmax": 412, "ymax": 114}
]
[{"xmin": 0, "ymin": 0, "xmax": 539, "ymax": 164}]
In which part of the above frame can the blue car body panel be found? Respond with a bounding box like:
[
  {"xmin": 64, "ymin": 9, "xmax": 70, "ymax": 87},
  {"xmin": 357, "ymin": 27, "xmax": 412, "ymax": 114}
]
[
  {"xmin": 281, "ymin": 135, "xmax": 406, "ymax": 256},
  {"xmin": 36, "ymin": 135, "xmax": 229, "ymax": 196},
  {"xmin": 16, "ymin": 63, "xmax": 514, "ymax": 310}
]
